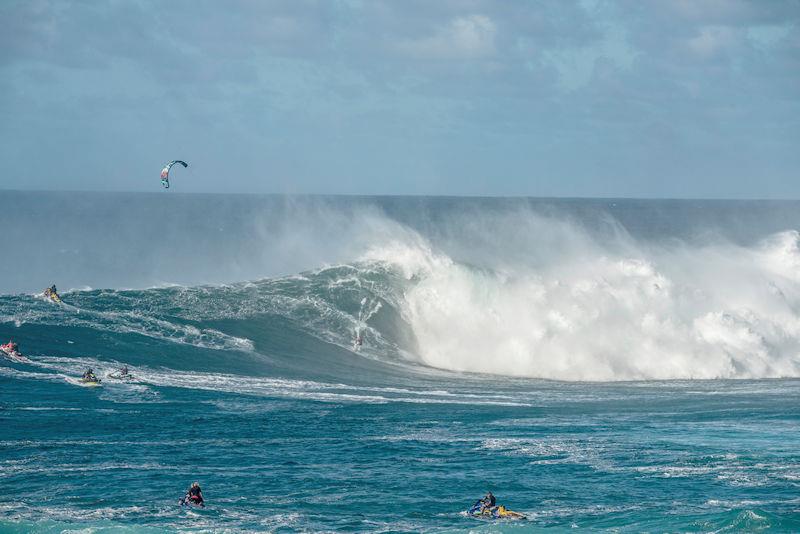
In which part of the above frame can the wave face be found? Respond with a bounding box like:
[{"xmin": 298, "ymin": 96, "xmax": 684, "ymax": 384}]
[
  {"xmin": 3, "ymin": 193, "xmax": 800, "ymax": 533},
  {"xmin": 4, "ymin": 192, "xmax": 800, "ymax": 382}
]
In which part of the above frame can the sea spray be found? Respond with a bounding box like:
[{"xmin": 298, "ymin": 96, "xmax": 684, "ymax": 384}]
[
  {"xmin": 3, "ymin": 194, "xmax": 800, "ymax": 532},
  {"xmin": 392, "ymin": 229, "xmax": 800, "ymax": 380},
  {"xmin": 3, "ymin": 193, "xmax": 800, "ymax": 381}
]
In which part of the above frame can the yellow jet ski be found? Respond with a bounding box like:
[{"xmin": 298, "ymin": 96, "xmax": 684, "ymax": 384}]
[
  {"xmin": 44, "ymin": 285, "xmax": 62, "ymax": 303},
  {"xmin": 77, "ymin": 370, "xmax": 101, "ymax": 387},
  {"xmin": 467, "ymin": 502, "xmax": 527, "ymax": 520}
]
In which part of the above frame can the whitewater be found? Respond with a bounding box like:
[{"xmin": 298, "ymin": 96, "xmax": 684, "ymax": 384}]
[{"xmin": 1, "ymin": 191, "xmax": 799, "ymax": 532}]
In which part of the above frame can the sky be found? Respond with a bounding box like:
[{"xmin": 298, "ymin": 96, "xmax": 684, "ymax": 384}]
[{"xmin": 1, "ymin": 0, "xmax": 798, "ymax": 198}]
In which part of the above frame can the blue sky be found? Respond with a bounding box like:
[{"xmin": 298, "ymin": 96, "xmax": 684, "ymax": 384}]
[{"xmin": 1, "ymin": 0, "xmax": 798, "ymax": 197}]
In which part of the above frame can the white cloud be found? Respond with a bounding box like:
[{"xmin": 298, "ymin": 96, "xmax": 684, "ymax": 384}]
[
  {"xmin": 685, "ymin": 25, "xmax": 739, "ymax": 60},
  {"xmin": 397, "ymin": 14, "xmax": 496, "ymax": 60},
  {"xmin": 1, "ymin": 0, "xmax": 799, "ymax": 196}
]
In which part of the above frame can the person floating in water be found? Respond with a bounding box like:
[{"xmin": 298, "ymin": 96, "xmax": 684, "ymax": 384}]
[
  {"xmin": 119, "ymin": 365, "xmax": 129, "ymax": 376},
  {"xmin": 181, "ymin": 482, "xmax": 204, "ymax": 507}
]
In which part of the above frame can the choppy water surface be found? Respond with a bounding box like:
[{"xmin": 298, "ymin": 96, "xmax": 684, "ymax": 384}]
[{"xmin": 2, "ymin": 193, "xmax": 800, "ymax": 532}]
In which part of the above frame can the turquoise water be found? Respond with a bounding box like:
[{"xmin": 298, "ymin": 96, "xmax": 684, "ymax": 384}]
[{"xmin": 2, "ymin": 193, "xmax": 800, "ymax": 532}]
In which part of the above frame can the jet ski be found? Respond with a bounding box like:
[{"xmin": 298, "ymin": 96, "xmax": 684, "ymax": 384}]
[
  {"xmin": 78, "ymin": 377, "xmax": 102, "ymax": 387},
  {"xmin": 43, "ymin": 286, "xmax": 62, "ymax": 303},
  {"xmin": 466, "ymin": 501, "xmax": 526, "ymax": 520},
  {"xmin": 78, "ymin": 370, "xmax": 102, "ymax": 387},
  {"xmin": 0, "ymin": 342, "xmax": 30, "ymax": 363},
  {"xmin": 179, "ymin": 496, "xmax": 205, "ymax": 508},
  {"xmin": 107, "ymin": 371, "xmax": 136, "ymax": 381}
]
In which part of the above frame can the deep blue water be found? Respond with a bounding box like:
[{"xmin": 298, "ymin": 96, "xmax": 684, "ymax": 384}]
[{"xmin": 2, "ymin": 192, "xmax": 800, "ymax": 532}]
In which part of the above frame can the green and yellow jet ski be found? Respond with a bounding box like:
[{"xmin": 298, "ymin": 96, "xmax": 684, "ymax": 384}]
[{"xmin": 467, "ymin": 501, "xmax": 526, "ymax": 520}]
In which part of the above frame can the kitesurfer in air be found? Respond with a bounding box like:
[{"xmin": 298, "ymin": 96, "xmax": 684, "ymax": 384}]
[
  {"xmin": 182, "ymin": 482, "xmax": 204, "ymax": 507},
  {"xmin": 160, "ymin": 160, "xmax": 188, "ymax": 189}
]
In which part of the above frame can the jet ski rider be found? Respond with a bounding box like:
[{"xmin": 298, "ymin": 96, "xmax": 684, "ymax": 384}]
[
  {"xmin": 186, "ymin": 482, "xmax": 204, "ymax": 506},
  {"xmin": 82, "ymin": 369, "xmax": 98, "ymax": 381},
  {"xmin": 480, "ymin": 491, "xmax": 496, "ymax": 512}
]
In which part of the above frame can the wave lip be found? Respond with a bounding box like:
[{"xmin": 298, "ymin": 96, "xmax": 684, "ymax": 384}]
[{"xmin": 385, "ymin": 227, "xmax": 800, "ymax": 381}]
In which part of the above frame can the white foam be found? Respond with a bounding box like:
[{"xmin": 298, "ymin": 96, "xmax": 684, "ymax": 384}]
[{"xmin": 360, "ymin": 213, "xmax": 800, "ymax": 380}]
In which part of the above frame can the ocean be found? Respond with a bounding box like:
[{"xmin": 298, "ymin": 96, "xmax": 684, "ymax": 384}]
[{"xmin": 1, "ymin": 191, "xmax": 799, "ymax": 532}]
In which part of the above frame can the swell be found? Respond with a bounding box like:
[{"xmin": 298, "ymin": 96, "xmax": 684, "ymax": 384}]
[{"xmin": 2, "ymin": 194, "xmax": 800, "ymax": 382}]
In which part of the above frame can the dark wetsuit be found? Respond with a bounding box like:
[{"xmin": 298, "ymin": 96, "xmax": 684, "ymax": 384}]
[
  {"xmin": 188, "ymin": 486, "xmax": 203, "ymax": 504},
  {"xmin": 470, "ymin": 494, "xmax": 497, "ymax": 516}
]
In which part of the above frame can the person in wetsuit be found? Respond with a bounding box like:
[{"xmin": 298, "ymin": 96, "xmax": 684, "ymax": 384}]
[
  {"xmin": 184, "ymin": 482, "xmax": 204, "ymax": 507},
  {"xmin": 480, "ymin": 492, "xmax": 496, "ymax": 512},
  {"xmin": 82, "ymin": 369, "xmax": 98, "ymax": 381}
]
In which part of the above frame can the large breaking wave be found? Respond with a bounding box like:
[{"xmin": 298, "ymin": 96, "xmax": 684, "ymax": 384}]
[
  {"xmin": 2, "ymin": 192, "xmax": 800, "ymax": 382},
  {"xmin": 378, "ymin": 225, "xmax": 800, "ymax": 380}
]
